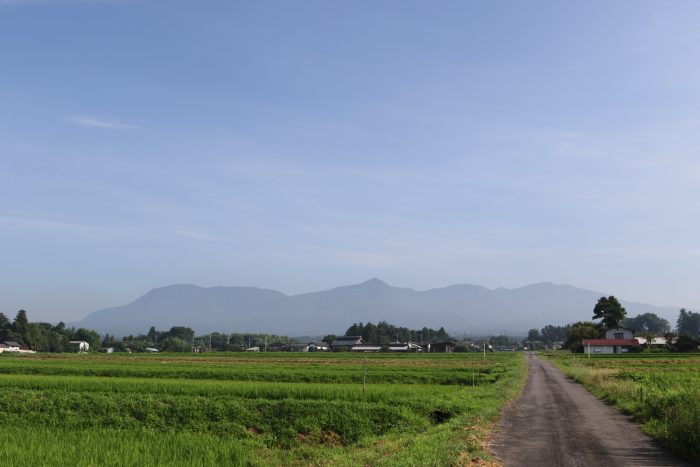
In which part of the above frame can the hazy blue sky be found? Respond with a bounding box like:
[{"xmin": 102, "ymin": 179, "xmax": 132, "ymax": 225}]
[{"xmin": 2, "ymin": 0, "xmax": 700, "ymax": 322}]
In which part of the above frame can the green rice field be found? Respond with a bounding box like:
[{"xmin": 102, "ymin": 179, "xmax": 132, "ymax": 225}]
[
  {"xmin": 548, "ymin": 352, "xmax": 700, "ymax": 463},
  {"xmin": 0, "ymin": 352, "xmax": 525, "ymax": 466}
]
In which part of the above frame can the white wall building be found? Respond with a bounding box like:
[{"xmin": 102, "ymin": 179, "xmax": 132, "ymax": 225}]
[{"xmin": 69, "ymin": 340, "xmax": 90, "ymax": 352}]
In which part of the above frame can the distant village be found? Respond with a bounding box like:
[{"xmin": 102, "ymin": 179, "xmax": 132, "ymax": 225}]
[{"xmin": 1, "ymin": 301, "xmax": 699, "ymax": 354}]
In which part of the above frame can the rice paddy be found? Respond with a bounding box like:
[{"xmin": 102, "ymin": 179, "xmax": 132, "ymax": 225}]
[{"xmin": 0, "ymin": 351, "xmax": 525, "ymax": 466}]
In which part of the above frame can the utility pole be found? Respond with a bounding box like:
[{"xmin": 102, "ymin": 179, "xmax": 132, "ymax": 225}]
[{"xmin": 363, "ymin": 355, "xmax": 367, "ymax": 399}]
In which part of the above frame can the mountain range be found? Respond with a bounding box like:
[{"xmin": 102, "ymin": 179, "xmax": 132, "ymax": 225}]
[{"xmin": 74, "ymin": 279, "xmax": 680, "ymax": 337}]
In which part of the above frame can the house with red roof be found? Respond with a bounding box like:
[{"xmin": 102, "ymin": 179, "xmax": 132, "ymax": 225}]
[{"xmin": 582, "ymin": 327, "xmax": 640, "ymax": 355}]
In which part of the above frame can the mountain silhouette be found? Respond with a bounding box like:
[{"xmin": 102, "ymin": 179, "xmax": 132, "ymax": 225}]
[{"xmin": 76, "ymin": 279, "xmax": 679, "ymax": 337}]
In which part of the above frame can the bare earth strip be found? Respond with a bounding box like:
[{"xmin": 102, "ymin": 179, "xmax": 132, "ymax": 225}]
[{"xmin": 491, "ymin": 353, "xmax": 691, "ymax": 467}]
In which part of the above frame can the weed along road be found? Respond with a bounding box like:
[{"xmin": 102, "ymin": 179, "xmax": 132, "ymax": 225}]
[{"xmin": 492, "ymin": 353, "xmax": 690, "ymax": 467}]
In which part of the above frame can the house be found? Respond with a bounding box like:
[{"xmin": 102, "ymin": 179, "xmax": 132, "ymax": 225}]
[
  {"xmin": 0, "ymin": 341, "xmax": 35, "ymax": 354},
  {"xmin": 605, "ymin": 327, "xmax": 635, "ymax": 340},
  {"xmin": 635, "ymin": 335, "xmax": 676, "ymax": 348},
  {"xmin": 69, "ymin": 340, "xmax": 90, "ymax": 353},
  {"xmin": 331, "ymin": 336, "xmax": 364, "ymax": 351},
  {"xmin": 388, "ymin": 341, "xmax": 422, "ymax": 352},
  {"xmin": 582, "ymin": 327, "xmax": 640, "ymax": 354},
  {"xmin": 422, "ymin": 340, "xmax": 456, "ymax": 354},
  {"xmin": 307, "ymin": 341, "xmax": 329, "ymax": 352},
  {"xmin": 0, "ymin": 341, "xmax": 21, "ymax": 352}
]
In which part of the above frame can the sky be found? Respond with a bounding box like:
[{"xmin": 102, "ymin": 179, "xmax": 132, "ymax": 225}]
[{"xmin": 2, "ymin": 0, "xmax": 700, "ymax": 322}]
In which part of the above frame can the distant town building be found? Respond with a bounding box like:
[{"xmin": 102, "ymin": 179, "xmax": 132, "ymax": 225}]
[
  {"xmin": 331, "ymin": 336, "xmax": 364, "ymax": 351},
  {"xmin": 422, "ymin": 340, "xmax": 456, "ymax": 353},
  {"xmin": 635, "ymin": 336, "xmax": 674, "ymax": 347},
  {"xmin": 307, "ymin": 341, "xmax": 329, "ymax": 352},
  {"xmin": 0, "ymin": 341, "xmax": 36, "ymax": 354},
  {"xmin": 0, "ymin": 341, "xmax": 21, "ymax": 352},
  {"xmin": 388, "ymin": 342, "xmax": 422, "ymax": 352},
  {"xmin": 69, "ymin": 340, "xmax": 90, "ymax": 353}
]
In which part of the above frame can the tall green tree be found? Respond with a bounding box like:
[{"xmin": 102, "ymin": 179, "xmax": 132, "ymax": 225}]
[
  {"xmin": 592, "ymin": 296, "xmax": 626, "ymax": 329},
  {"xmin": 0, "ymin": 313, "xmax": 10, "ymax": 340},
  {"xmin": 159, "ymin": 336, "xmax": 191, "ymax": 352},
  {"xmin": 564, "ymin": 321, "xmax": 602, "ymax": 352},
  {"xmin": 164, "ymin": 326, "xmax": 194, "ymax": 344},
  {"xmin": 12, "ymin": 309, "xmax": 29, "ymax": 340},
  {"xmin": 676, "ymin": 309, "xmax": 700, "ymax": 338},
  {"xmin": 622, "ymin": 313, "xmax": 670, "ymax": 334},
  {"xmin": 24, "ymin": 323, "xmax": 50, "ymax": 351}
]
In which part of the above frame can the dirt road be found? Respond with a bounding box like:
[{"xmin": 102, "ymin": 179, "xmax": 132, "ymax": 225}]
[{"xmin": 492, "ymin": 353, "xmax": 690, "ymax": 467}]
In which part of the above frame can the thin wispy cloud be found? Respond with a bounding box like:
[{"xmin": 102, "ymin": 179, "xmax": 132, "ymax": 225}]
[
  {"xmin": 0, "ymin": 215, "xmax": 203, "ymax": 242},
  {"xmin": 65, "ymin": 115, "xmax": 141, "ymax": 130},
  {"xmin": 0, "ymin": 214, "xmax": 110, "ymax": 237}
]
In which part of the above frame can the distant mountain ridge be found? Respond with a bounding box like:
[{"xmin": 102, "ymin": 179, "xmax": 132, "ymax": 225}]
[{"xmin": 75, "ymin": 279, "xmax": 680, "ymax": 337}]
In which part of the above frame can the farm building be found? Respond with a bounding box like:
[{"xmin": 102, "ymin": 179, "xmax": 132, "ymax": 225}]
[
  {"xmin": 582, "ymin": 327, "xmax": 640, "ymax": 354},
  {"xmin": 388, "ymin": 342, "xmax": 422, "ymax": 352},
  {"xmin": 0, "ymin": 341, "xmax": 36, "ymax": 354},
  {"xmin": 307, "ymin": 341, "xmax": 329, "ymax": 352},
  {"xmin": 422, "ymin": 340, "xmax": 456, "ymax": 353},
  {"xmin": 271, "ymin": 342, "xmax": 330, "ymax": 352},
  {"xmin": 635, "ymin": 336, "xmax": 674, "ymax": 347},
  {"xmin": 351, "ymin": 345, "xmax": 382, "ymax": 352},
  {"xmin": 69, "ymin": 340, "xmax": 90, "ymax": 352},
  {"xmin": 331, "ymin": 336, "xmax": 364, "ymax": 351},
  {"xmin": 0, "ymin": 341, "xmax": 21, "ymax": 352}
]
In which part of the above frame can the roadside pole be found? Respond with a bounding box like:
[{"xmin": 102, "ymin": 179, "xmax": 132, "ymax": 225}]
[{"xmin": 363, "ymin": 355, "xmax": 367, "ymax": 399}]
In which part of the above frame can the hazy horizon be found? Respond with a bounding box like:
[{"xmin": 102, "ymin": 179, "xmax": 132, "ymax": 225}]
[{"xmin": 2, "ymin": 1, "xmax": 700, "ymax": 322}]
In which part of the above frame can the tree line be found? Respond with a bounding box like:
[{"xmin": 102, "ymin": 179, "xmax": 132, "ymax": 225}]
[
  {"xmin": 0, "ymin": 310, "xmax": 101, "ymax": 352},
  {"xmin": 332, "ymin": 321, "xmax": 450, "ymax": 346},
  {"xmin": 106, "ymin": 326, "xmax": 294, "ymax": 352}
]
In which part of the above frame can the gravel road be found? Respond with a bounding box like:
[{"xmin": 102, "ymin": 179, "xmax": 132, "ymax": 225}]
[{"xmin": 491, "ymin": 353, "xmax": 691, "ymax": 467}]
